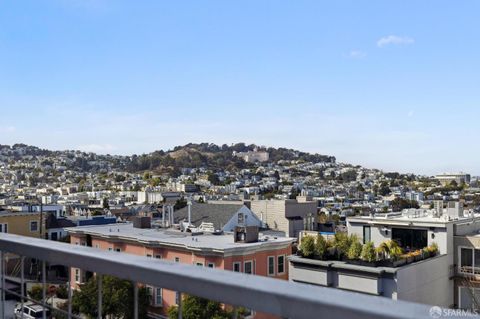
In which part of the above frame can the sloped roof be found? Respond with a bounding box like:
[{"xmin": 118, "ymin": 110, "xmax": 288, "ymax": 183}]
[{"xmin": 173, "ymin": 202, "xmax": 243, "ymax": 230}]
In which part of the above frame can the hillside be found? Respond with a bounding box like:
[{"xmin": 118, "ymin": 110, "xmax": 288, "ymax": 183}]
[{"xmin": 0, "ymin": 142, "xmax": 335, "ymax": 174}]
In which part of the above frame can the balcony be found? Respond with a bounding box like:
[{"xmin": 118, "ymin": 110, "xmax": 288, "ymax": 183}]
[{"xmin": 0, "ymin": 233, "xmax": 444, "ymax": 319}]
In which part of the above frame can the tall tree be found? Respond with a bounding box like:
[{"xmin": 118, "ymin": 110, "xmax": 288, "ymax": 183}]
[{"xmin": 72, "ymin": 275, "xmax": 150, "ymax": 319}]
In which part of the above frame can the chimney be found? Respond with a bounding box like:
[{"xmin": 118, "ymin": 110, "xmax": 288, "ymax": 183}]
[
  {"xmin": 133, "ymin": 216, "xmax": 151, "ymax": 229},
  {"xmin": 234, "ymin": 226, "xmax": 259, "ymax": 243}
]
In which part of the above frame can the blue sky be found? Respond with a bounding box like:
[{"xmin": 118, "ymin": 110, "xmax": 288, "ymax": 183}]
[{"xmin": 0, "ymin": 1, "xmax": 479, "ymax": 175}]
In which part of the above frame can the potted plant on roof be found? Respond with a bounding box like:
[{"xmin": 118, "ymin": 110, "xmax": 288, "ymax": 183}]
[
  {"xmin": 333, "ymin": 232, "xmax": 350, "ymax": 261},
  {"xmin": 427, "ymin": 242, "xmax": 439, "ymax": 257},
  {"xmin": 346, "ymin": 236, "xmax": 363, "ymax": 264},
  {"xmin": 360, "ymin": 241, "xmax": 377, "ymax": 267},
  {"xmin": 377, "ymin": 240, "xmax": 405, "ymax": 267},
  {"xmin": 299, "ymin": 235, "xmax": 315, "ymax": 258},
  {"xmin": 314, "ymin": 234, "xmax": 328, "ymax": 260}
]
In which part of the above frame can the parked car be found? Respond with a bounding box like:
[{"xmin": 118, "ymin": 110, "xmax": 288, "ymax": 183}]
[{"xmin": 14, "ymin": 303, "xmax": 51, "ymax": 318}]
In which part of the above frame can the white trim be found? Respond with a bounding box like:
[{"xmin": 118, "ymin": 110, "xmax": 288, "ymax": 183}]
[
  {"xmin": 244, "ymin": 260, "xmax": 253, "ymax": 275},
  {"xmin": 0, "ymin": 223, "xmax": 8, "ymax": 233},
  {"xmin": 155, "ymin": 287, "xmax": 163, "ymax": 307},
  {"xmin": 267, "ymin": 256, "xmax": 275, "ymax": 276},
  {"xmin": 458, "ymin": 246, "xmax": 479, "ymax": 275},
  {"xmin": 233, "ymin": 262, "xmax": 241, "ymax": 272}
]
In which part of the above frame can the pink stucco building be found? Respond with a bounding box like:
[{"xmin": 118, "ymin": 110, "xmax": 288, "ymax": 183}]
[{"xmin": 68, "ymin": 222, "xmax": 294, "ymax": 318}]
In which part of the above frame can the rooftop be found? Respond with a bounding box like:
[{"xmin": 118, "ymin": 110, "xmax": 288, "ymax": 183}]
[
  {"xmin": 67, "ymin": 223, "xmax": 294, "ymax": 252},
  {"xmin": 348, "ymin": 209, "xmax": 480, "ymax": 226}
]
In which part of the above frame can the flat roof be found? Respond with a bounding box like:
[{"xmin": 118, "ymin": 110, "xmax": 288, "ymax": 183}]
[
  {"xmin": 348, "ymin": 211, "xmax": 480, "ymax": 226},
  {"xmin": 67, "ymin": 223, "xmax": 294, "ymax": 253}
]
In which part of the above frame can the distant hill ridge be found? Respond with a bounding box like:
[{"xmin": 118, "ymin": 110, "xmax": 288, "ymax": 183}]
[{"xmin": 0, "ymin": 142, "xmax": 335, "ymax": 173}]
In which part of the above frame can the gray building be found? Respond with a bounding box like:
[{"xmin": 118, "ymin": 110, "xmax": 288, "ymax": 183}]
[{"xmin": 250, "ymin": 199, "xmax": 317, "ymax": 238}]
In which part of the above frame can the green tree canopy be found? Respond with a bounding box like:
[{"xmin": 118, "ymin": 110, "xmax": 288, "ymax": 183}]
[{"xmin": 72, "ymin": 275, "xmax": 150, "ymax": 319}]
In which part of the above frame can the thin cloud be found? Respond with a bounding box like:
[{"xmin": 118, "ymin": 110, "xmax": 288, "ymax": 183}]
[
  {"xmin": 377, "ymin": 35, "xmax": 415, "ymax": 48},
  {"xmin": 347, "ymin": 50, "xmax": 367, "ymax": 59},
  {"xmin": 0, "ymin": 126, "xmax": 16, "ymax": 133}
]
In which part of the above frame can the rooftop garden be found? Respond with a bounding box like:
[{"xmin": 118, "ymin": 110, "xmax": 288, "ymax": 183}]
[{"xmin": 297, "ymin": 233, "xmax": 439, "ymax": 268}]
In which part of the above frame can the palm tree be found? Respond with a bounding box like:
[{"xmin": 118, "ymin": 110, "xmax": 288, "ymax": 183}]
[{"xmin": 376, "ymin": 240, "xmax": 403, "ymax": 260}]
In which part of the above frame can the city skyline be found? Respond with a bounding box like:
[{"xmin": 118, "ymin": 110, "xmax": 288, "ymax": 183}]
[{"xmin": 1, "ymin": 1, "xmax": 480, "ymax": 175}]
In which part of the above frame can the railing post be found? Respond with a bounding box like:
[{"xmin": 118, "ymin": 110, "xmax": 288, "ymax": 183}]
[
  {"xmin": 98, "ymin": 274, "xmax": 103, "ymax": 319},
  {"xmin": 133, "ymin": 282, "xmax": 138, "ymax": 319},
  {"xmin": 42, "ymin": 260, "xmax": 47, "ymax": 319},
  {"xmin": 21, "ymin": 256, "xmax": 25, "ymax": 319},
  {"xmin": 177, "ymin": 292, "xmax": 182, "ymax": 319},
  {"xmin": 1, "ymin": 251, "xmax": 4, "ymax": 319},
  {"xmin": 68, "ymin": 267, "xmax": 73, "ymax": 319}
]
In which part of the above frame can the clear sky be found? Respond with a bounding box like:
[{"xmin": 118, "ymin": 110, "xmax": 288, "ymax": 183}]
[{"xmin": 0, "ymin": 1, "xmax": 479, "ymax": 175}]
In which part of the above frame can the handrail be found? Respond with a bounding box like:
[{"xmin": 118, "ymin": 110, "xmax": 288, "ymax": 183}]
[{"xmin": 0, "ymin": 233, "xmax": 453, "ymax": 319}]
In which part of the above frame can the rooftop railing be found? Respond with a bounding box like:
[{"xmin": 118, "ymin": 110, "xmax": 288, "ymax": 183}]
[{"xmin": 0, "ymin": 233, "xmax": 453, "ymax": 319}]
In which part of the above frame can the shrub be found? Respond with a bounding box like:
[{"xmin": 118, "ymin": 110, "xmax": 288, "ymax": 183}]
[
  {"xmin": 28, "ymin": 285, "xmax": 43, "ymax": 301},
  {"xmin": 428, "ymin": 242, "xmax": 439, "ymax": 255},
  {"xmin": 361, "ymin": 242, "xmax": 376, "ymax": 263},
  {"xmin": 333, "ymin": 232, "xmax": 350, "ymax": 258},
  {"xmin": 347, "ymin": 239, "xmax": 363, "ymax": 260},
  {"xmin": 300, "ymin": 236, "xmax": 315, "ymax": 258},
  {"xmin": 376, "ymin": 240, "xmax": 403, "ymax": 261},
  {"xmin": 56, "ymin": 284, "xmax": 68, "ymax": 299},
  {"xmin": 315, "ymin": 235, "xmax": 327, "ymax": 259}
]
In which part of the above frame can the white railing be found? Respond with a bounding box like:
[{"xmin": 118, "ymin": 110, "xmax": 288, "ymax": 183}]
[{"xmin": 0, "ymin": 233, "xmax": 455, "ymax": 319}]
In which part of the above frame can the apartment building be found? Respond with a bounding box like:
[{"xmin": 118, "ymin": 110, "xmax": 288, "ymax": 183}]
[
  {"xmin": 0, "ymin": 209, "xmax": 42, "ymax": 238},
  {"xmin": 68, "ymin": 220, "xmax": 293, "ymax": 318},
  {"xmin": 436, "ymin": 173, "xmax": 471, "ymax": 186},
  {"xmin": 250, "ymin": 199, "xmax": 317, "ymax": 238},
  {"xmin": 289, "ymin": 204, "xmax": 480, "ymax": 309}
]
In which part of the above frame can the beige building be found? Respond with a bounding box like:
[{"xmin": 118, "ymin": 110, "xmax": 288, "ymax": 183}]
[
  {"xmin": 250, "ymin": 199, "xmax": 317, "ymax": 238},
  {"xmin": 0, "ymin": 210, "xmax": 42, "ymax": 238}
]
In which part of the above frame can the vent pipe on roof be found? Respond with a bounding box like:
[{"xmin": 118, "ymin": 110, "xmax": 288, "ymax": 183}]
[{"xmin": 187, "ymin": 198, "xmax": 192, "ymax": 225}]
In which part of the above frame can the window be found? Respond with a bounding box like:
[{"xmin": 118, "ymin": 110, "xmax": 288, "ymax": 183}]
[
  {"xmin": 196, "ymin": 262, "xmax": 204, "ymax": 267},
  {"xmin": 459, "ymin": 287, "xmax": 480, "ymax": 311},
  {"xmin": 175, "ymin": 292, "xmax": 181, "ymax": 305},
  {"xmin": 244, "ymin": 261, "xmax": 253, "ymax": 274},
  {"xmin": 459, "ymin": 247, "xmax": 480, "ymax": 275},
  {"xmin": 146, "ymin": 254, "xmax": 152, "ymax": 258},
  {"xmin": 233, "ymin": 262, "xmax": 241, "ymax": 272},
  {"xmin": 51, "ymin": 232, "xmax": 58, "ymax": 241},
  {"xmin": 147, "ymin": 287, "xmax": 153, "ymax": 304},
  {"xmin": 207, "ymin": 263, "xmax": 215, "ymax": 268},
  {"xmin": 115, "ymin": 248, "xmax": 121, "ymax": 252},
  {"xmin": 0, "ymin": 223, "xmax": 8, "ymax": 233},
  {"xmin": 30, "ymin": 221, "xmax": 39, "ymax": 232},
  {"xmin": 268, "ymin": 256, "xmax": 275, "ymax": 276},
  {"xmin": 75, "ymin": 269, "xmax": 82, "ymax": 283},
  {"xmin": 155, "ymin": 288, "xmax": 163, "ymax": 306},
  {"xmin": 392, "ymin": 228, "xmax": 427, "ymax": 251},
  {"xmin": 108, "ymin": 248, "xmax": 113, "ymax": 251},
  {"xmin": 363, "ymin": 226, "xmax": 371, "ymax": 244},
  {"xmin": 95, "ymin": 244, "xmax": 99, "ymax": 249},
  {"xmin": 174, "ymin": 257, "xmax": 180, "ymax": 263},
  {"xmin": 277, "ymin": 255, "xmax": 285, "ymax": 274},
  {"xmin": 155, "ymin": 255, "xmax": 162, "ymax": 259}
]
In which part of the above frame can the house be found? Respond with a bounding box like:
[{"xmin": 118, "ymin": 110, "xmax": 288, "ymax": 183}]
[
  {"xmin": 0, "ymin": 209, "xmax": 42, "ymax": 238},
  {"xmin": 289, "ymin": 203, "xmax": 480, "ymax": 309},
  {"xmin": 68, "ymin": 220, "xmax": 294, "ymax": 318},
  {"xmin": 250, "ymin": 199, "xmax": 317, "ymax": 238}
]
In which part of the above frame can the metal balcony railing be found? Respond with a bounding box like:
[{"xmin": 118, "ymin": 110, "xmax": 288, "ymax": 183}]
[{"xmin": 0, "ymin": 233, "xmax": 450, "ymax": 319}]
